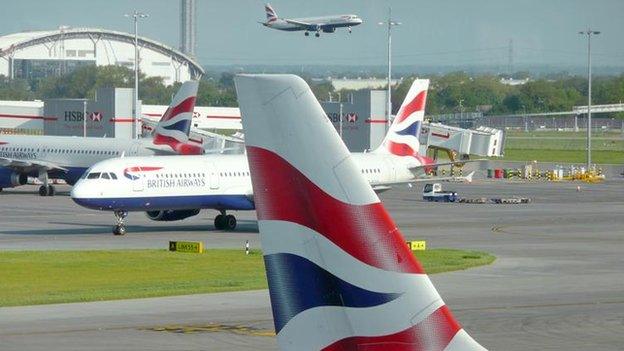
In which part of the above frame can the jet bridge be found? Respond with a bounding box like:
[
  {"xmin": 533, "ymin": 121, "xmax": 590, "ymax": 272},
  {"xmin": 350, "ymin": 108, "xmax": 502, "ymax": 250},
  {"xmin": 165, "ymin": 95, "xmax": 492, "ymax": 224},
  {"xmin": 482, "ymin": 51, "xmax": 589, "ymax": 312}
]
[{"xmin": 420, "ymin": 122, "xmax": 505, "ymax": 158}]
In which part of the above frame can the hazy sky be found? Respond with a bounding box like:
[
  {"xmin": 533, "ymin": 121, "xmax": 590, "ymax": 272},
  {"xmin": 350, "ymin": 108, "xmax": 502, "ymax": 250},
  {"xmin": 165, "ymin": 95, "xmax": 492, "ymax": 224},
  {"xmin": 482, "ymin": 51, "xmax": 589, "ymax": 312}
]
[{"xmin": 2, "ymin": 0, "xmax": 623, "ymax": 68}]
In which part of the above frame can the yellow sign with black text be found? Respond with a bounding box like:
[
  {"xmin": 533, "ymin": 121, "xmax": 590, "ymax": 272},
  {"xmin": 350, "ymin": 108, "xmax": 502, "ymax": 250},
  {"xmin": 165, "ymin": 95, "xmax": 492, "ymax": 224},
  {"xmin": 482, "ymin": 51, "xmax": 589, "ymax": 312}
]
[
  {"xmin": 406, "ymin": 241, "xmax": 426, "ymax": 251},
  {"xmin": 169, "ymin": 241, "xmax": 203, "ymax": 253}
]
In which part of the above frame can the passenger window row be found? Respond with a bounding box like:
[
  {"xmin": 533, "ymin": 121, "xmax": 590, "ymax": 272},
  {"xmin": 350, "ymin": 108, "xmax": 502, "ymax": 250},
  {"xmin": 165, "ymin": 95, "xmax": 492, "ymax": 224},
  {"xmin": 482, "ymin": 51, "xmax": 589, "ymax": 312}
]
[
  {"xmin": 0, "ymin": 146, "xmax": 120, "ymax": 156},
  {"xmin": 361, "ymin": 168, "xmax": 381, "ymax": 174},
  {"xmin": 155, "ymin": 173, "xmax": 206, "ymax": 178},
  {"xmin": 219, "ymin": 171, "xmax": 250, "ymax": 177}
]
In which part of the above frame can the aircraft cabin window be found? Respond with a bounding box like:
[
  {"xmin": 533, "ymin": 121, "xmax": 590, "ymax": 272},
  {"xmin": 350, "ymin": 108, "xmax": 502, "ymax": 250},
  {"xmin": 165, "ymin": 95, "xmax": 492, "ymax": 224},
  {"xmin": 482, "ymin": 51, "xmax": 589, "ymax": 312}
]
[{"xmin": 87, "ymin": 172, "xmax": 101, "ymax": 179}]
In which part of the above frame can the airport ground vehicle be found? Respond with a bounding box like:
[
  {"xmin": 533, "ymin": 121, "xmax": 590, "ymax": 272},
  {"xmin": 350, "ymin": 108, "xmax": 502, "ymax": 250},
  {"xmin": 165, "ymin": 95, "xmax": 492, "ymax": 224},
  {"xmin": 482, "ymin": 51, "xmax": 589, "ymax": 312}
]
[{"xmin": 423, "ymin": 182, "xmax": 458, "ymax": 202}]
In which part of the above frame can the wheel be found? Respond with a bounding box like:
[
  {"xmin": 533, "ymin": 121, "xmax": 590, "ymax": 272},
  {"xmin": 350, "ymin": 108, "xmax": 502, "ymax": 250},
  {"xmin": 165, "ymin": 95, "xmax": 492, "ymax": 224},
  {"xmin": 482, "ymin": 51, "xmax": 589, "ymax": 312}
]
[
  {"xmin": 214, "ymin": 214, "xmax": 225, "ymax": 230},
  {"xmin": 304, "ymin": 31, "xmax": 309, "ymax": 36},
  {"xmin": 0, "ymin": 187, "xmax": 3, "ymax": 192},
  {"xmin": 39, "ymin": 185, "xmax": 48, "ymax": 196},
  {"xmin": 47, "ymin": 185, "xmax": 55, "ymax": 196},
  {"xmin": 315, "ymin": 32, "xmax": 320, "ymax": 37},
  {"xmin": 224, "ymin": 215, "xmax": 237, "ymax": 231},
  {"xmin": 113, "ymin": 225, "xmax": 126, "ymax": 235}
]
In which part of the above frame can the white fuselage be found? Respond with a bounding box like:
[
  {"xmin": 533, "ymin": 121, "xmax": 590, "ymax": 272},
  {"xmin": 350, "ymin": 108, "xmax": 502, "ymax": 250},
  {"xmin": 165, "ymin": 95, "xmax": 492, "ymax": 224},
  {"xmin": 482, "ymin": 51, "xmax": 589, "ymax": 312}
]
[
  {"xmin": 71, "ymin": 152, "xmax": 422, "ymax": 212},
  {"xmin": 264, "ymin": 14, "xmax": 362, "ymax": 32},
  {"xmin": 0, "ymin": 134, "xmax": 168, "ymax": 186}
]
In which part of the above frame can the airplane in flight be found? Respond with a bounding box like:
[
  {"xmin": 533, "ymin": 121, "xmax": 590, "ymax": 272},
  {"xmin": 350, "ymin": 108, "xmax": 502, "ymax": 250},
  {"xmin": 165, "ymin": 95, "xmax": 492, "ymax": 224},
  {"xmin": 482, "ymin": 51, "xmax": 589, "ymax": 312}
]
[
  {"xmin": 0, "ymin": 81, "xmax": 202, "ymax": 196},
  {"xmin": 260, "ymin": 3, "xmax": 362, "ymax": 37},
  {"xmin": 236, "ymin": 74, "xmax": 486, "ymax": 350},
  {"xmin": 71, "ymin": 79, "xmax": 473, "ymax": 235}
]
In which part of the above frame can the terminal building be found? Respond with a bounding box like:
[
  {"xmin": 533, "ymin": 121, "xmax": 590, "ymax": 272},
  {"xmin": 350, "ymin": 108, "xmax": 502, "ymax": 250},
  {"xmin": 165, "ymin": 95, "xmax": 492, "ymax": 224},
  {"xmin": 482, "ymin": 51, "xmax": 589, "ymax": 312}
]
[{"xmin": 0, "ymin": 28, "xmax": 204, "ymax": 85}]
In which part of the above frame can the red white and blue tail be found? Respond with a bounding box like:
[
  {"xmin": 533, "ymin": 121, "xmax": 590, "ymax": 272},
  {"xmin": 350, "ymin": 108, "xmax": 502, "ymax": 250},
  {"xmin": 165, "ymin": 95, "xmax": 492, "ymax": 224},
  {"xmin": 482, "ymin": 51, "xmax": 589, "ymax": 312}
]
[
  {"xmin": 375, "ymin": 79, "xmax": 431, "ymax": 162},
  {"xmin": 265, "ymin": 3, "xmax": 278, "ymax": 22},
  {"xmin": 236, "ymin": 74, "xmax": 486, "ymax": 351},
  {"xmin": 153, "ymin": 80, "xmax": 202, "ymax": 155}
]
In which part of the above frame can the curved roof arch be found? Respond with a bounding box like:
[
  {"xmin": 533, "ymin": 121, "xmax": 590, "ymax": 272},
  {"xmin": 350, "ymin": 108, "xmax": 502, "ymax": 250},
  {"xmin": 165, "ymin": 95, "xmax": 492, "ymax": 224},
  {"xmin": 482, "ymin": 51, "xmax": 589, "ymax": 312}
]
[{"xmin": 0, "ymin": 28, "xmax": 204, "ymax": 79}]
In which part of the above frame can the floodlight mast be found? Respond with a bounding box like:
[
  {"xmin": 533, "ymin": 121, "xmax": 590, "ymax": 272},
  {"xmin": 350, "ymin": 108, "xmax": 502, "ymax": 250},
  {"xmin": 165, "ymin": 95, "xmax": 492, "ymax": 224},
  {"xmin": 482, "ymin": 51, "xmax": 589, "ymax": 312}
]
[
  {"xmin": 125, "ymin": 11, "xmax": 149, "ymax": 139},
  {"xmin": 378, "ymin": 8, "xmax": 401, "ymax": 126},
  {"xmin": 579, "ymin": 28, "xmax": 600, "ymax": 170}
]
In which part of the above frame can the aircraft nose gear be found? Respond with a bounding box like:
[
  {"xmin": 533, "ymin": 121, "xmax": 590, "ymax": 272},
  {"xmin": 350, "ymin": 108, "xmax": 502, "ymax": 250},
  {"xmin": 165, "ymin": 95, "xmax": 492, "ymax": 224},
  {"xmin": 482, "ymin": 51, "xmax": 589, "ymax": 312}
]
[
  {"xmin": 304, "ymin": 31, "xmax": 309, "ymax": 36},
  {"xmin": 315, "ymin": 32, "xmax": 320, "ymax": 37},
  {"xmin": 214, "ymin": 211, "xmax": 237, "ymax": 231},
  {"xmin": 348, "ymin": 26, "xmax": 352, "ymax": 33},
  {"xmin": 113, "ymin": 210, "xmax": 128, "ymax": 235}
]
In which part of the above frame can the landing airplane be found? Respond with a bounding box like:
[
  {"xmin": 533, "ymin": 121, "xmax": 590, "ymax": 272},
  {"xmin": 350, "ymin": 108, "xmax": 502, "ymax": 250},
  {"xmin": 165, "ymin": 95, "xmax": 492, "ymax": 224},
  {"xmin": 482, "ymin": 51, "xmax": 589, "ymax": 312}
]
[
  {"xmin": 71, "ymin": 79, "xmax": 473, "ymax": 235},
  {"xmin": 261, "ymin": 3, "xmax": 362, "ymax": 37},
  {"xmin": 0, "ymin": 81, "xmax": 202, "ymax": 196},
  {"xmin": 236, "ymin": 74, "xmax": 486, "ymax": 350}
]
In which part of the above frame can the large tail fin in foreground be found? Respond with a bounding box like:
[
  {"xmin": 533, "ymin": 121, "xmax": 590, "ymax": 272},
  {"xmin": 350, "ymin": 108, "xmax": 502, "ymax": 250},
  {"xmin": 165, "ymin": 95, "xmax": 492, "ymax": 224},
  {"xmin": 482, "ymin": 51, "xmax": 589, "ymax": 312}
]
[
  {"xmin": 375, "ymin": 79, "xmax": 430, "ymax": 159},
  {"xmin": 153, "ymin": 80, "xmax": 203, "ymax": 155},
  {"xmin": 236, "ymin": 74, "xmax": 485, "ymax": 350}
]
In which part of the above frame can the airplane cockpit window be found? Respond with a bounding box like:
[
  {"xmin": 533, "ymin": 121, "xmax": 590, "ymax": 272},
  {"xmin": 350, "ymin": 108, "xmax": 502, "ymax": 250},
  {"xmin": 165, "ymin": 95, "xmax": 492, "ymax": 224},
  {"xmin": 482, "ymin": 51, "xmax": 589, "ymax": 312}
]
[
  {"xmin": 87, "ymin": 172, "xmax": 101, "ymax": 179},
  {"xmin": 101, "ymin": 173, "xmax": 110, "ymax": 180},
  {"xmin": 110, "ymin": 173, "xmax": 118, "ymax": 180}
]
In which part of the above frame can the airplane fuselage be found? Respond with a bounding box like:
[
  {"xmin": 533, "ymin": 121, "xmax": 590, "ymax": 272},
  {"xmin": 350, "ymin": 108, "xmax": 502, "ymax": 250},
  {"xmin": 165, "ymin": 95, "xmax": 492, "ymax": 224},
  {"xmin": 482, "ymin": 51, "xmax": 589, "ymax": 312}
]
[
  {"xmin": 264, "ymin": 14, "xmax": 362, "ymax": 33},
  {"xmin": 0, "ymin": 135, "xmax": 166, "ymax": 188},
  {"xmin": 71, "ymin": 152, "xmax": 423, "ymax": 212}
]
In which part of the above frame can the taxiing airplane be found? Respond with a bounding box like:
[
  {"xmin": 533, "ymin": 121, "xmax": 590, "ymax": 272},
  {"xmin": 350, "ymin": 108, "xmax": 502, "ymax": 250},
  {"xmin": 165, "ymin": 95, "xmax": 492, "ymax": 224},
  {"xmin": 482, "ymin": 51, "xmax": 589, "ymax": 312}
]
[
  {"xmin": 71, "ymin": 79, "xmax": 473, "ymax": 235},
  {"xmin": 261, "ymin": 3, "xmax": 362, "ymax": 37},
  {"xmin": 236, "ymin": 73, "xmax": 486, "ymax": 350},
  {"xmin": 0, "ymin": 81, "xmax": 202, "ymax": 196}
]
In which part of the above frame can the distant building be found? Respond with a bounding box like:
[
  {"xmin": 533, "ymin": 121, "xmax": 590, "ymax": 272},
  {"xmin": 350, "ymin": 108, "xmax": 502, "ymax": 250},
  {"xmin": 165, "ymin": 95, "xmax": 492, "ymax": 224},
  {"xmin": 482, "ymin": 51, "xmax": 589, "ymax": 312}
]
[
  {"xmin": 329, "ymin": 77, "xmax": 402, "ymax": 91},
  {"xmin": 500, "ymin": 77, "xmax": 530, "ymax": 86},
  {"xmin": 0, "ymin": 27, "xmax": 204, "ymax": 85}
]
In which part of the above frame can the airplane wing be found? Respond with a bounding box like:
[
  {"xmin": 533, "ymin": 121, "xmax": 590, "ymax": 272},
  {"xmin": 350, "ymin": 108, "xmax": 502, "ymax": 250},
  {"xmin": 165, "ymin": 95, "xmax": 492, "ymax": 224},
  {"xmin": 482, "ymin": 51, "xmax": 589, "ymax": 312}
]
[
  {"xmin": 370, "ymin": 171, "xmax": 475, "ymax": 193},
  {"xmin": 284, "ymin": 19, "xmax": 321, "ymax": 30},
  {"xmin": 0, "ymin": 157, "xmax": 68, "ymax": 172}
]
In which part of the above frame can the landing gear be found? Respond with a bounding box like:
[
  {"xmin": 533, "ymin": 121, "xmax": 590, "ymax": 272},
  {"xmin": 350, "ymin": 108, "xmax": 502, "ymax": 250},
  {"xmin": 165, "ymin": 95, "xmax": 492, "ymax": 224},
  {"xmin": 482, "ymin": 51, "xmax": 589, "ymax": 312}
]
[
  {"xmin": 37, "ymin": 170, "xmax": 54, "ymax": 196},
  {"xmin": 315, "ymin": 32, "xmax": 320, "ymax": 37},
  {"xmin": 113, "ymin": 210, "xmax": 128, "ymax": 235},
  {"xmin": 38, "ymin": 185, "xmax": 55, "ymax": 196},
  {"xmin": 214, "ymin": 210, "xmax": 237, "ymax": 231},
  {"xmin": 348, "ymin": 26, "xmax": 352, "ymax": 33},
  {"xmin": 304, "ymin": 31, "xmax": 309, "ymax": 36}
]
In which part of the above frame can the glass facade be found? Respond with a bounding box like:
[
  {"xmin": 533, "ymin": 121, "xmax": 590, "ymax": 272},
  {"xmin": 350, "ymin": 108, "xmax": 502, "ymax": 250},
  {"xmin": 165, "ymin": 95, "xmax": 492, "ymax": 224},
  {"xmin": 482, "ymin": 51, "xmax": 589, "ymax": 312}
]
[{"xmin": 13, "ymin": 59, "xmax": 95, "ymax": 81}]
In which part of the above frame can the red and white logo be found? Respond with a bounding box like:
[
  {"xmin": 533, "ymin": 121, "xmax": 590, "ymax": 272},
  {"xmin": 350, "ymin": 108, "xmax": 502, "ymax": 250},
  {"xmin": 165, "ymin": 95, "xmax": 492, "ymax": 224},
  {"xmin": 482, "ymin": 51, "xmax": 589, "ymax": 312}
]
[
  {"xmin": 90, "ymin": 112, "xmax": 103, "ymax": 122},
  {"xmin": 346, "ymin": 113, "xmax": 358, "ymax": 123}
]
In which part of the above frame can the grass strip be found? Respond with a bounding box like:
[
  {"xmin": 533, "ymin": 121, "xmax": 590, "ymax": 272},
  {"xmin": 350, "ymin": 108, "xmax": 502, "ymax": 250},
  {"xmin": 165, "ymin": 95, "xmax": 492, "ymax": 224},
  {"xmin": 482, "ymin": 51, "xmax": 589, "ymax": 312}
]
[{"xmin": 0, "ymin": 248, "xmax": 495, "ymax": 307}]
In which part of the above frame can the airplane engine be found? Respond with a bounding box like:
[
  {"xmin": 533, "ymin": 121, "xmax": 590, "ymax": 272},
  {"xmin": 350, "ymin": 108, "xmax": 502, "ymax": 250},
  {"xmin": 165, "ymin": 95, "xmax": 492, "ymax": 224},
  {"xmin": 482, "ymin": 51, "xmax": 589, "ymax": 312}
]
[
  {"xmin": 145, "ymin": 209, "xmax": 200, "ymax": 221},
  {"xmin": 322, "ymin": 27, "xmax": 336, "ymax": 33},
  {"xmin": 0, "ymin": 170, "xmax": 28, "ymax": 188}
]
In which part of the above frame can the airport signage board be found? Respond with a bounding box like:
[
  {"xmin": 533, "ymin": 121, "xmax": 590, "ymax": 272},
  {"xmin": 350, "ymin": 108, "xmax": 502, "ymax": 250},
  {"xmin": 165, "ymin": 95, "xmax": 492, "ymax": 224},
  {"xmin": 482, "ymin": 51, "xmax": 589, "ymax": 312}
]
[
  {"xmin": 169, "ymin": 241, "xmax": 203, "ymax": 253},
  {"xmin": 406, "ymin": 240, "xmax": 426, "ymax": 251}
]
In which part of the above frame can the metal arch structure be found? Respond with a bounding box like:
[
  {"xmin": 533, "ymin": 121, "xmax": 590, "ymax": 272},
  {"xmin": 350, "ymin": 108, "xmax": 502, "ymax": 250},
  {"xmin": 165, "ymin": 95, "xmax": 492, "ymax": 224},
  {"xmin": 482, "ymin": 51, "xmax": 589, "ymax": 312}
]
[{"xmin": 0, "ymin": 28, "xmax": 205, "ymax": 80}]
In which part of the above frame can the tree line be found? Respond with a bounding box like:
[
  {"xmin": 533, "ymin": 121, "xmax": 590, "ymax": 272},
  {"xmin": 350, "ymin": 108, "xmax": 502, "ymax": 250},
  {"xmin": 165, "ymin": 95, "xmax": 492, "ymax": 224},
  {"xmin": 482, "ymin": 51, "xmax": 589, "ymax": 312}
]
[{"xmin": 0, "ymin": 65, "xmax": 622, "ymax": 118}]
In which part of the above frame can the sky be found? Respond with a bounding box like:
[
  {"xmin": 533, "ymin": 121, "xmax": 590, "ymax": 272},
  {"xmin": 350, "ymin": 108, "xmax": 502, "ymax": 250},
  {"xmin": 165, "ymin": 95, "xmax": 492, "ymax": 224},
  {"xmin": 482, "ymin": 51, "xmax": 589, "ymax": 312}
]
[{"xmin": 2, "ymin": 0, "xmax": 623, "ymax": 69}]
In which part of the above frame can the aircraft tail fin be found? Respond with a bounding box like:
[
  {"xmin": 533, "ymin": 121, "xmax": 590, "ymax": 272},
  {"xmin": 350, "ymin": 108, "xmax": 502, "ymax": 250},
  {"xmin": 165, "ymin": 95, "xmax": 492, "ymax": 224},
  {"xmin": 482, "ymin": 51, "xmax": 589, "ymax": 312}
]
[
  {"xmin": 265, "ymin": 3, "xmax": 278, "ymax": 21},
  {"xmin": 153, "ymin": 80, "xmax": 203, "ymax": 155},
  {"xmin": 374, "ymin": 79, "xmax": 430, "ymax": 161},
  {"xmin": 235, "ymin": 74, "xmax": 486, "ymax": 351}
]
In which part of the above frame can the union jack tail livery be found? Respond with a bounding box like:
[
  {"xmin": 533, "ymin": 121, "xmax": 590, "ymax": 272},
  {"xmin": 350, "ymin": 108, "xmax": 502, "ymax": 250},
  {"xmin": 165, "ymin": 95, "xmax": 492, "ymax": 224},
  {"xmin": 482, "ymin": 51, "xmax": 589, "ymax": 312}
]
[
  {"xmin": 375, "ymin": 79, "xmax": 432, "ymax": 163},
  {"xmin": 265, "ymin": 3, "xmax": 278, "ymax": 21},
  {"xmin": 235, "ymin": 74, "xmax": 486, "ymax": 351},
  {"xmin": 153, "ymin": 80, "xmax": 203, "ymax": 155}
]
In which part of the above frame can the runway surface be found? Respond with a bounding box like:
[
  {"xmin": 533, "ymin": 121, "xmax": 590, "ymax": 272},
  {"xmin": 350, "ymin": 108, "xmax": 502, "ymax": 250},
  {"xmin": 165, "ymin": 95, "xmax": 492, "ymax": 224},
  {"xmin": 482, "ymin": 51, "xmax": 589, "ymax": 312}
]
[{"xmin": 1, "ymin": 180, "xmax": 623, "ymax": 350}]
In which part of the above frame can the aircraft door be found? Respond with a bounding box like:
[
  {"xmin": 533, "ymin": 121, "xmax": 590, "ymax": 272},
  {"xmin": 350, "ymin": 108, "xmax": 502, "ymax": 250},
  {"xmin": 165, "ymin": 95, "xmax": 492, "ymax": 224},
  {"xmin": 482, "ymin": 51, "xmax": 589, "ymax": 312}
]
[
  {"xmin": 127, "ymin": 165, "xmax": 144, "ymax": 192},
  {"xmin": 206, "ymin": 162, "xmax": 220, "ymax": 190}
]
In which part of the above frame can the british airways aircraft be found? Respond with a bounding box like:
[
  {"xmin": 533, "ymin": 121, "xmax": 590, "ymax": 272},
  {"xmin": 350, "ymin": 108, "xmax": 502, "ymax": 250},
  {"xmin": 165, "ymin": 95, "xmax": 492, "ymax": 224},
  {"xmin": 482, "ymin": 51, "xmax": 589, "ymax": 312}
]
[
  {"xmin": 237, "ymin": 74, "xmax": 486, "ymax": 350},
  {"xmin": 0, "ymin": 81, "xmax": 202, "ymax": 196},
  {"xmin": 71, "ymin": 79, "xmax": 473, "ymax": 235},
  {"xmin": 261, "ymin": 3, "xmax": 362, "ymax": 37}
]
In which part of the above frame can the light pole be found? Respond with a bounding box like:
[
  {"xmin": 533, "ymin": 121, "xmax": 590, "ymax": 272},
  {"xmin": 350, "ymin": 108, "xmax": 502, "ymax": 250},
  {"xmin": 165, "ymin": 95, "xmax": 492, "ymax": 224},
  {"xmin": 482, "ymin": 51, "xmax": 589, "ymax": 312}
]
[
  {"xmin": 125, "ymin": 10, "xmax": 149, "ymax": 139},
  {"xmin": 579, "ymin": 28, "xmax": 600, "ymax": 170},
  {"xmin": 378, "ymin": 8, "xmax": 401, "ymax": 126}
]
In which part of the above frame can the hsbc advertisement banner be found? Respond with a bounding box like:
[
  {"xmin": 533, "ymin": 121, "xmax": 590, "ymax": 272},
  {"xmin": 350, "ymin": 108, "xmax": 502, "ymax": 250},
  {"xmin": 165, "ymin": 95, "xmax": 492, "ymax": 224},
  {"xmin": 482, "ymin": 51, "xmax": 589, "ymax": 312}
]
[{"xmin": 43, "ymin": 90, "xmax": 117, "ymax": 137}]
